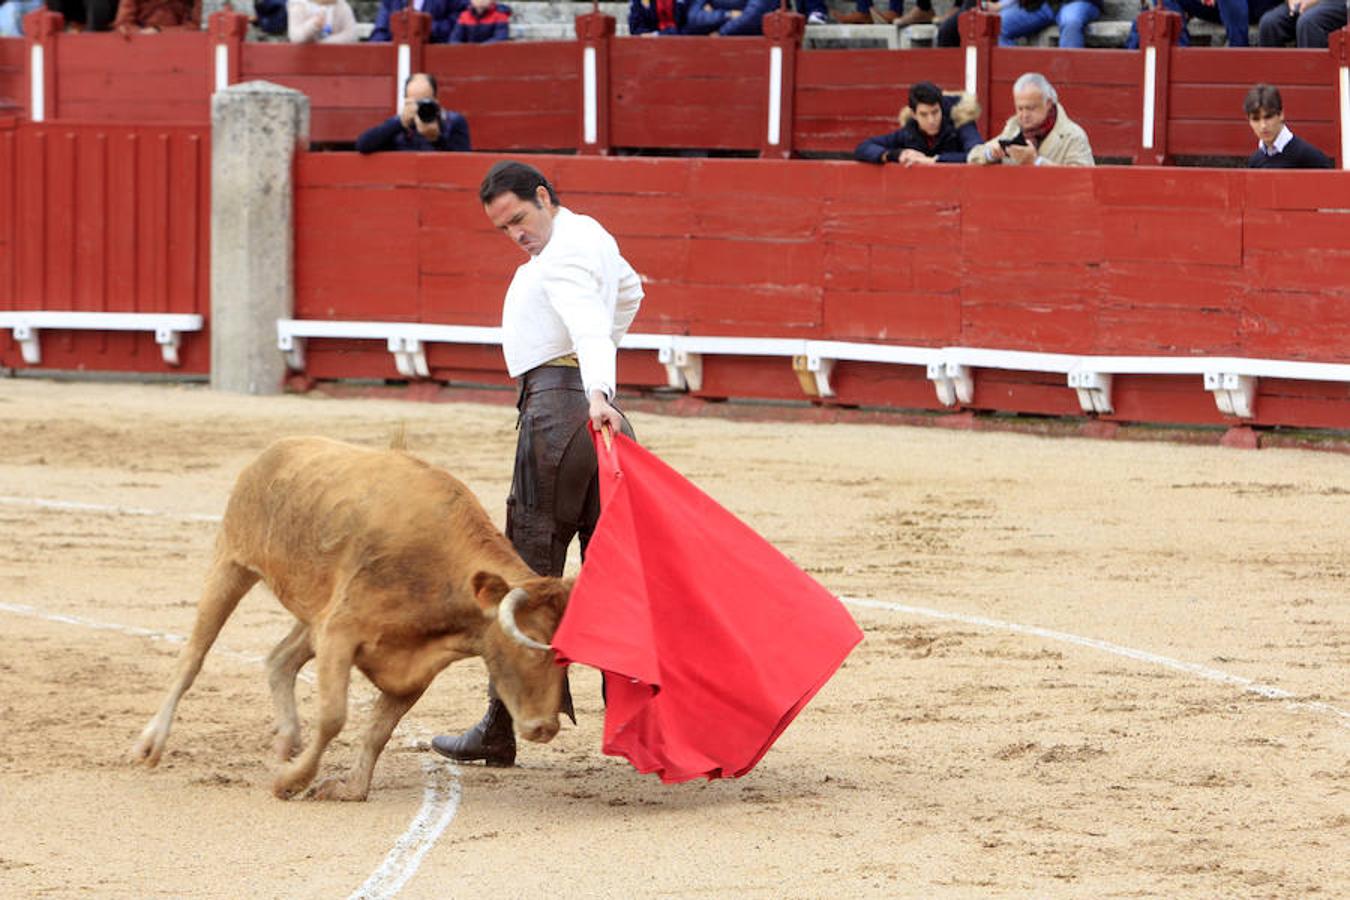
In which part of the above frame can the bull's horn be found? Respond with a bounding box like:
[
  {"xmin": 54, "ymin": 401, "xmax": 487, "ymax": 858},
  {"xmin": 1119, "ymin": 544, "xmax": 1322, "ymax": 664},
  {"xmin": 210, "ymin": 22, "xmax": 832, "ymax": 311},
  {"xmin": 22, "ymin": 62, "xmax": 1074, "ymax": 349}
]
[{"xmin": 498, "ymin": 588, "xmax": 552, "ymax": 652}]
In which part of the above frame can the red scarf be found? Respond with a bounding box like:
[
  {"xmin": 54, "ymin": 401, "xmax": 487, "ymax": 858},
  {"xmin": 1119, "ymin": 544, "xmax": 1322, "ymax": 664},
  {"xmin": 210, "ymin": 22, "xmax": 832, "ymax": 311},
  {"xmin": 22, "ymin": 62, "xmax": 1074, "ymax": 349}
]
[
  {"xmin": 656, "ymin": 0, "xmax": 676, "ymax": 30},
  {"xmin": 1024, "ymin": 103, "xmax": 1058, "ymax": 147}
]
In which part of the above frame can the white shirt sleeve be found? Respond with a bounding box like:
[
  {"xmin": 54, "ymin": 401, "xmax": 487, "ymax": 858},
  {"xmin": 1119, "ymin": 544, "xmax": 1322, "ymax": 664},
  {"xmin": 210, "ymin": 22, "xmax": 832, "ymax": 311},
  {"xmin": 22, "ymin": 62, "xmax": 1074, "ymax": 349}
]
[{"xmin": 612, "ymin": 257, "xmax": 644, "ymax": 346}]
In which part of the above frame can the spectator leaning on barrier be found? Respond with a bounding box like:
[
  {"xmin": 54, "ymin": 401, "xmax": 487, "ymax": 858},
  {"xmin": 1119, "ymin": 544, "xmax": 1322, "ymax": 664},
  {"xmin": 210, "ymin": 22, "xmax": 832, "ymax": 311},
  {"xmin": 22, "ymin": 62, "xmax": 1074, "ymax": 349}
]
[
  {"xmin": 288, "ymin": 0, "xmax": 358, "ymax": 42},
  {"xmin": 629, "ymin": 0, "xmax": 689, "ymax": 33},
  {"xmin": 1257, "ymin": 0, "xmax": 1346, "ymax": 48},
  {"xmin": 854, "ymin": 81, "xmax": 984, "ymax": 165},
  {"xmin": 1123, "ymin": 0, "xmax": 1281, "ymax": 47},
  {"xmin": 44, "ymin": 0, "xmax": 117, "ymax": 32},
  {"xmin": 968, "ymin": 72, "xmax": 1095, "ymax": 167},
  {"xmin": 369, "ymin": 0, "xmax": 466, "ymax": 44},
  {"xmin": 999, "ymin": 0, "xmax": 1101, "ymax": 48},
  {"xmin": 356, "ymin": 73, "xmax": 472, "ymax": 154},
  {"xmin": 683, "ymin": 0, "xmax": 794, "ymax": 34},
  {"xmin": 449, "ymin": 0, "xmax": 509, "ymax": 42},
  {"xmin": 936, "ymin": 0, "xmax": 976, "ymax": 46},
  {"xmin": 1244, "ymin": 83, "xmax": 1333, "ymax": 168},
  {"xmin": 112, "ymin": 0, "xmax": 199, "ymax": 32}
]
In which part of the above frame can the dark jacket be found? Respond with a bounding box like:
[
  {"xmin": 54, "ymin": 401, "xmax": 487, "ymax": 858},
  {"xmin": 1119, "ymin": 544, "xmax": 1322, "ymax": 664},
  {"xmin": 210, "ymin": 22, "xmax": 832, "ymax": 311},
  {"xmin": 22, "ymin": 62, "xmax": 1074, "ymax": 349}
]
[
  {"xmin": 369, "ymin": 0, "xmax": 467, "ymax": 44},
  {"xmin": 854, "ymin": 93, "xmax": 984, "ymax": 164},
  {"xmin": 355, "ymin": 111, "xmax": 472, "ymax": 154},
  {"xmin": 1246, "ymin": 133, "xmax": 1334, "ymax": 169},
  {"xmin": 253, "ymin": 0, "xmax": 288, "ymax": 34},
  {"xmin": 629, "ymin": 0, "xmax": 688, "ymax": 34},
  {"xmin": 448, "ymin": 1, "xmax": 510, "ymax": 42}
]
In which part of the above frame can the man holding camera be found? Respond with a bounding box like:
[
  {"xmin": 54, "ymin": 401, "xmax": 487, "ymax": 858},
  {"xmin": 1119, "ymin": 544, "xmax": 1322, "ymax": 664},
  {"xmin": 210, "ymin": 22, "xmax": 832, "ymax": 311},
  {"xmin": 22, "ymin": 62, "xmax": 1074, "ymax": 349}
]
[
  {"xmin": 967, "ymin": 72, "xmax": 1094, "ymax": 167},
  {"xmin": 355, "ymin": 73, "xmax": 471, "ymax": 154}
]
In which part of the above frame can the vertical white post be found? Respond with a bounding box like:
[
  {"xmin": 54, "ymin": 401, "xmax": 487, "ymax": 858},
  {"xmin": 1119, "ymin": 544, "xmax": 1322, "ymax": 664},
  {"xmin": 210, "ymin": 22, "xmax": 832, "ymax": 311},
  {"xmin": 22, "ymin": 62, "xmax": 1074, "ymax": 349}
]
[
  {"xmin": 767, "ymin": 46, "xmax": 783, "ymax": 146},
  {"xmin": 30, "ymin": 44, "xmax": 43, "ymax": 123},
  {"xmin": 214, "ymin": 44, "xmax": 229, "ymax": 93},
  {"xmin": 1142, "ymin": 46, "xmax": 1157, "ymax": 151},
  {"xmin": 1340, "ymin": 65, "xmax": 1349, "ymax": 171},
  {"xmin": 396, "ymin": 44, "xmax": 411, "ymax": 113},
  {"xmin": 583, "ymin": 46, "xmax": 597, "ymax": 145},
  {"xmin": 964, "ymin": 45, "xmax": 977, "ymax": 97}
]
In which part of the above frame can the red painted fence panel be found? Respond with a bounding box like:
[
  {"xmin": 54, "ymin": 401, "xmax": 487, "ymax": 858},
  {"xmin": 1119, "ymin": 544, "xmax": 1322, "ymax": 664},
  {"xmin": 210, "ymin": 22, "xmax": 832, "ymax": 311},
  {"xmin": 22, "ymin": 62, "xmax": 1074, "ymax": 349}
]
[
  {"xmin": 0, "ymin": 121, "xmax": 210, "ymax": 373},
  {"xmin": 426, "ymin": 41, "xmax": 578, "ymax": 151},
  {"xmin": 290, "ymin": 152, "xmax": 1350, "ymax": 428},
  {"xmin": 56, "ymin": 32, "xmax": 211, "ymax": 123},
  {"xmin": 240, "ymin": 43, "xmax": 396, "ymax": 146}
]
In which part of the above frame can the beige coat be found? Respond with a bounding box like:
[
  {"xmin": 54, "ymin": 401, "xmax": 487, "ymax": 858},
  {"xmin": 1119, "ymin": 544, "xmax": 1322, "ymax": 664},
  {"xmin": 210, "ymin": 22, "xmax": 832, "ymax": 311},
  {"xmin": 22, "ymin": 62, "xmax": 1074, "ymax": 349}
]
[{"xmin": 967, "ymin": 102, "xmax": 1095, "ymax": 167}]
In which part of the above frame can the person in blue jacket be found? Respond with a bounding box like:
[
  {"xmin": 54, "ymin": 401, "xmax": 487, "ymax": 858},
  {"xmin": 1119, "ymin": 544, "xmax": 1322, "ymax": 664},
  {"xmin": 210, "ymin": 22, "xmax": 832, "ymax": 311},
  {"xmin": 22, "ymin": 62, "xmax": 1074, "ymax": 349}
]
[
  {"xmin": 356, "ymin": 73, "xmax": 472, "ymax": 153},
  {"xmin": 854, "ymin": 81, "xmax": 983, "ymax": 165},
  {"xmin": 449, "ymin": 0, "xmax": 510, "ymax": 42},
  {"xmin": 369, "ymin": 0, "xmax": 466, "ymax": 43},
  {"xmin": 628, "ymin": 0, "xmax": 688, "ymax": 34}
]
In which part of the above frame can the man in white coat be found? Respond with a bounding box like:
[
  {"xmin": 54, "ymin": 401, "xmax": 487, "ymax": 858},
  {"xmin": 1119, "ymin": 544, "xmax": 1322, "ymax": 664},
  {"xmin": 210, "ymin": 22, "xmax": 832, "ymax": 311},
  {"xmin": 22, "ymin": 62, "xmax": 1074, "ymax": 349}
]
[{"xmin": 432, "ymin": 160, "xmax": 644, "ymax": 767}]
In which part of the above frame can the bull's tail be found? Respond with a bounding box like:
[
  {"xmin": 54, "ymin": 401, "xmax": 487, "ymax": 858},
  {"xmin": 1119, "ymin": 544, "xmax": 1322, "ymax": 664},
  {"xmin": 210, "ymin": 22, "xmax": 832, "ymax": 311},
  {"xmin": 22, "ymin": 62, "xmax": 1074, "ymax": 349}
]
[{"xmin": 388, "ymin": 423, "xmax": 409, "ymax": 451}]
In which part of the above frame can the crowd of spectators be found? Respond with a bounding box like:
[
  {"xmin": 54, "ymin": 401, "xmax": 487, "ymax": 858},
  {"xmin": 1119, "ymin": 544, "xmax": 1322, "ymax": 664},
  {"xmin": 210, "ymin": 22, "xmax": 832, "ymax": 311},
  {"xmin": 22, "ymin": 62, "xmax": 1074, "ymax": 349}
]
[
  {"xmin": 1, "ymin": 0, "xmax": 1346, "ymax": 44},
  {"xmin": 851, "ymin": 72, "xmax": 1332, "ymax": 169}
]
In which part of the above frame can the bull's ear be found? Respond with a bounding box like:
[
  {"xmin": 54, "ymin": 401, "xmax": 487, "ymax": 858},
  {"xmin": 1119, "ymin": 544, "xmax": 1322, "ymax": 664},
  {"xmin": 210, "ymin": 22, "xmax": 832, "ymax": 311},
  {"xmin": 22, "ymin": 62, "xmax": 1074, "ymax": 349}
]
[{"xmin": 470, "ymin": 571, "xmax": 510, "ymax": 614}]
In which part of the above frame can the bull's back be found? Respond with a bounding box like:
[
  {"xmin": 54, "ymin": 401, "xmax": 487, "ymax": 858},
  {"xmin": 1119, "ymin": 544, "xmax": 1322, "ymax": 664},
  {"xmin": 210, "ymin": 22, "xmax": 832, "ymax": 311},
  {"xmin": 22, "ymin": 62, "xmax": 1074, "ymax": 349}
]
[{"xmin": 220, "ymin": 437, "xmax": 517, "ymax": 619}]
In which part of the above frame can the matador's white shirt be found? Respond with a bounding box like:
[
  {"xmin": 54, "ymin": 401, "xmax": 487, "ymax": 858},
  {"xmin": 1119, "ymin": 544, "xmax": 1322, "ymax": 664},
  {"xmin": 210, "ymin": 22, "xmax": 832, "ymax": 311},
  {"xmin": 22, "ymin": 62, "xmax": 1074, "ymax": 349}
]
[{"xmin": 500, "ymin": 206, "xmax": 644, "ymax": 399}]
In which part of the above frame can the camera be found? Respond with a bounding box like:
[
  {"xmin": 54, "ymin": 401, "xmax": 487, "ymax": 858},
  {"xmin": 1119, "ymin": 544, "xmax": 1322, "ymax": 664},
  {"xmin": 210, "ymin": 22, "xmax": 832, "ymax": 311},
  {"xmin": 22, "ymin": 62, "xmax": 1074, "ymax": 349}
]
[{"xmin": 415, "ymin": 98, "xmax": 441, "ymax": 125}]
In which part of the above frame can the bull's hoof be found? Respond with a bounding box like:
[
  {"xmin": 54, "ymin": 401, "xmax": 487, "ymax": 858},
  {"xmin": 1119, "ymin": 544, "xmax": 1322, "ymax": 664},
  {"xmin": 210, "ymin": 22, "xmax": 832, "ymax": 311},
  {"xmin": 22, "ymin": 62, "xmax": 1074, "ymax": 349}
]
[
  {"xmin": 305, "ymin": 775, "xmax": 368, "ymax": 802},
  {"xmin": 272, "ymin": 732, "xmax": 303, "ymax": 762},
  {"xmin": 129, "ymin": 731, "xmax": 165, "ymax": 768}
]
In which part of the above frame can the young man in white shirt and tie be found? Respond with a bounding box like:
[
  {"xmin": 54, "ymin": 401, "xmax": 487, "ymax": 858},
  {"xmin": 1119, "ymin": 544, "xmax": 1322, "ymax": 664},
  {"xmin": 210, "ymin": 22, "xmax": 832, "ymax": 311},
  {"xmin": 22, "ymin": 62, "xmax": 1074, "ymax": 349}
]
[{"xmin": 432, "ymin": 161, "xmax": 644, "ymax": 767}]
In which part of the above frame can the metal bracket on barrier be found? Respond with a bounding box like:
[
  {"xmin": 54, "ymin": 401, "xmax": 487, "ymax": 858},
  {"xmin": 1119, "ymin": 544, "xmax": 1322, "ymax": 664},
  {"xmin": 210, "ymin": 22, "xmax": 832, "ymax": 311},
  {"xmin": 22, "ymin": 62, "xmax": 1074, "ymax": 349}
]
[
  {"xmin": 11, "ymin": 324, "xmax": 40, "ymax": 365},
  {"xmin": 1067, "ymin": 370, "xmax": 1114, "ymax": 415},
  {"xmin": 1204, "ymin": 372, "xmax": 1256, "ymax": 419},
  {"xmin": 658, "ymin": 345, "xmax": 702, "ymax": 391},
  {"xmin": 926, "ymin": 361, "xmax": 973, "ymax": 407},
  {"xmin": 792, "ymin": 354, "xmax": 835, "ymax": 397},
  {"xmin": 278, "ymin": 332, "xmax": 306, "ymax": 371},
  {"xmin": 387, "ymin": 336, "xmax": 430, "ymax": 379},
  {"xmin": 0, "ymin": 312, "xmax": 200, "ymax": 367}
]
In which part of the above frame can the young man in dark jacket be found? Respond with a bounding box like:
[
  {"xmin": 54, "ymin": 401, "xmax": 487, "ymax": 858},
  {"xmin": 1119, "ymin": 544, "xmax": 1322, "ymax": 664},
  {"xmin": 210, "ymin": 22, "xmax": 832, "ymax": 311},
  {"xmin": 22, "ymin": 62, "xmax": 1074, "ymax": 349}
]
[
  {"xmin": 369, "ymin": 0, "xmax": 465, "ymax": 43},
  {"xmin": 628, "ymin": 0, "xmax": 688, "ymax": 34},
  {"xmin": 1245, "ymin": 83, "xmax": 1334, "ymax": 169},
  {"xmin": 854, "ymin": 81, "xmax": 983, "ymax": 165},
  {"xmin": 356, "ymin": 73, "xmax": 472, "ymax": 154}
]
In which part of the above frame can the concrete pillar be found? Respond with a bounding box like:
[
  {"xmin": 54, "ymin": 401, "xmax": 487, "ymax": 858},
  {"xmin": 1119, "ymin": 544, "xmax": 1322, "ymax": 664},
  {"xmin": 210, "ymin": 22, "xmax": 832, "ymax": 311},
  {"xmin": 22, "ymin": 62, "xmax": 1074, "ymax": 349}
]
[{"xmin": 210, "ymin": 81, "xmax": 309, "ymax": 394}]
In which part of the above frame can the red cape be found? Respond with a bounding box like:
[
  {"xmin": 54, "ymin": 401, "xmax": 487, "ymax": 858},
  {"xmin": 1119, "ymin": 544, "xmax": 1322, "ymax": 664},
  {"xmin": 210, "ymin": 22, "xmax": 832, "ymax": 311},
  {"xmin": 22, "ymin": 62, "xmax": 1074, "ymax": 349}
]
[{"xmin": 551, "ymin": 431, "xmax": 863, "ymax": 783}]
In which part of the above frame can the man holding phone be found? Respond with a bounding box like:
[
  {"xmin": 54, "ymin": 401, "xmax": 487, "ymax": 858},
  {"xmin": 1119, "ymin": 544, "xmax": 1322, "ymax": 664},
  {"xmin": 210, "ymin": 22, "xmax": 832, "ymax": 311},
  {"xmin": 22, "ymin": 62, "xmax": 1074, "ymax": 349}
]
[
  {"xmin": 967, "ymin": 72, "xmax": 1095, "ymax": 167},
  {"xmin": 355, "ymin": 73, "xmax": 472, "ymax": 154}
]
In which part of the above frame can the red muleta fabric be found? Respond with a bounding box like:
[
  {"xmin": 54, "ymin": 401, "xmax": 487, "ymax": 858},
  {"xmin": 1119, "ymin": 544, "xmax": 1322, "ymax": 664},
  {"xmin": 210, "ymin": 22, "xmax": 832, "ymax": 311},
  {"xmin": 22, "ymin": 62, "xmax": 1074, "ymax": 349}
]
[{"xmin": 550, "ymin": 431, "xmax": 864, "ymax": 783}]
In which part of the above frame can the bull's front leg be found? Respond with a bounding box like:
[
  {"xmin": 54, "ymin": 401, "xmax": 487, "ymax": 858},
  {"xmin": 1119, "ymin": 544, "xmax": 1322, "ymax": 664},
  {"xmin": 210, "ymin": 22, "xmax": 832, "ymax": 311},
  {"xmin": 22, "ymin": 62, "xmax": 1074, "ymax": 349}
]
[
  {"xmin": 273, "ymin": 631, "xmax": 354, "ymax": 800},
  {"xmin": 308, "ymin": 687, "xmax": 425, "ymax": 801},
  {"xmin": 266, "ymin": 621, "xmax": 314, "ymax": 761}
]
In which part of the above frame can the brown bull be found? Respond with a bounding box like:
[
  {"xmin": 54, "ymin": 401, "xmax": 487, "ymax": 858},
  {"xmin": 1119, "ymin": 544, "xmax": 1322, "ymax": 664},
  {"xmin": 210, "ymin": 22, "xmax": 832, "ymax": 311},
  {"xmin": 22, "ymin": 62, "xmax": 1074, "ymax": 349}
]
[{"xmin": 130, "ymin": 436, "xmax": 571, "ymax": 800}]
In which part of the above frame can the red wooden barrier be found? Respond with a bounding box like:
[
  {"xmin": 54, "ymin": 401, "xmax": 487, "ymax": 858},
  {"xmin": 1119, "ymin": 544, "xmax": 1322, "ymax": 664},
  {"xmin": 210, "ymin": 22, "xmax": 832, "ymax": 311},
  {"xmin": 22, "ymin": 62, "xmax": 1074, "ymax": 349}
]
[
  {"xmin": 241, "ymin": 44, "xmax": 395, "ymax": 145},
  {"xmin": 59, "ymin": 32, "xmax": 211, "ymax": 123},
  {"xmin": 0, "ymin": 37, "xmax": 22, "ymax": 116},
  {"xmin": 608, "ymin": 37, "xmax": 767, "ymax": 151},
  {"xmin": 426, "ymin": 41, "xmax": 578, "ymax": 151},
  {"xmin": 0, "ymin": 121, "xmax": 211, "ymax": 373},
  {"xmin": 290, "ymin": 152, "xmax": 1350, "ymax": 429}
]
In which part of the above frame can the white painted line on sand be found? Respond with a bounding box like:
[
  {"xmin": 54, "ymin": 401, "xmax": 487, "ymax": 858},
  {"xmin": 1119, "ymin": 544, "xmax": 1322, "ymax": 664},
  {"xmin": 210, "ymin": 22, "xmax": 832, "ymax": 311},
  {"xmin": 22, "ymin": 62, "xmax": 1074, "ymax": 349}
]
[
  {"xmin": 842, "ymin": 596, "xmax": 1350, "ymax": 730},
  {"xmin": 348, "ymin": 757, "xmax": 463, "ymax": 900},
  {"xmin": 0, "ymin": 599, "xmax": 458, "ymax": 898},
  {"xmin": 0, "ymin": 495, "xmax": 222, "ymax": 523}
]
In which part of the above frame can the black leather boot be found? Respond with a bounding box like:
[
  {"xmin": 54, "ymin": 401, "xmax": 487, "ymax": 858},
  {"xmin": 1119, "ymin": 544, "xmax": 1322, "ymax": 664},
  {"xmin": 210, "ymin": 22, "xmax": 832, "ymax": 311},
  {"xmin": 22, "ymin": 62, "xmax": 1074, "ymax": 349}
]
[{"xmin": 431, "ymin": 697, "xmax": 516, "ymax": 767}]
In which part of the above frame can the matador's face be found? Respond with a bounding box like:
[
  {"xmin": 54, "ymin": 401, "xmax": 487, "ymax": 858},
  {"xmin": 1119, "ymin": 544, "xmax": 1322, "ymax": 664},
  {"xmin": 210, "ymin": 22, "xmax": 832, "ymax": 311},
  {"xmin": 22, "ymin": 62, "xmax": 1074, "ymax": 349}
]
[{"xmin": 485, "ymin": 185, "xmax": 557, "ymax": 258}]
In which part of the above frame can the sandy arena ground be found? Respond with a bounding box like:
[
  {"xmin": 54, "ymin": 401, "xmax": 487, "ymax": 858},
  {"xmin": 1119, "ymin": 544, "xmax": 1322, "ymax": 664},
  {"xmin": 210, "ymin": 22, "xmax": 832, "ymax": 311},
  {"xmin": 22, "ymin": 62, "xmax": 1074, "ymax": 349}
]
[{"xmin": 0, "ymin": 377, "xmax": 1346, "ymax": 898}]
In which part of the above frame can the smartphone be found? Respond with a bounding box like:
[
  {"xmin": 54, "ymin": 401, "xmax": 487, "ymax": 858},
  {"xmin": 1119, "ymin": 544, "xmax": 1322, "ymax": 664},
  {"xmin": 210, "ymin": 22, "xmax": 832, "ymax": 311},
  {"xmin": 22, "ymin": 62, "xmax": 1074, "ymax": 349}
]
[{"xmin": 998, "ymin": 133, "xmax": 1028, "ymax": 148}]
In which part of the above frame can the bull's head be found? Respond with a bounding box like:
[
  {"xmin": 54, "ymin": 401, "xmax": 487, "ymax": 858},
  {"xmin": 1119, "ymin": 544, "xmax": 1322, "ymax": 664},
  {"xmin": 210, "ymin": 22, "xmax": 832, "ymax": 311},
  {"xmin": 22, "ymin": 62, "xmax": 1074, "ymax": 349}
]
[{"xmin": 471, "ymin": 571, "xmax": 573, "ymax": 744}]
